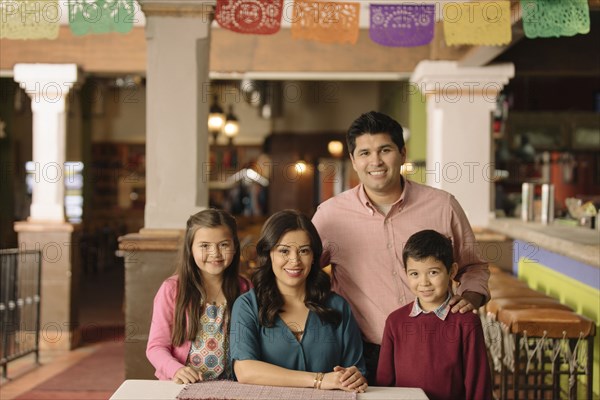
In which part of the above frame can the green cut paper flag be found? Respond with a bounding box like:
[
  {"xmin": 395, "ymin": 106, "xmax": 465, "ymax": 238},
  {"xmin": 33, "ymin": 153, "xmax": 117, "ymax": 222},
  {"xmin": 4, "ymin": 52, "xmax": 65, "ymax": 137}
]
[
  {"xmin": 521, "ymin": 0, "xmax": 590, "ymax": 38},
  {"xmin": 69, "ymin": 0, "xmax": 136, "ymax": 36}
]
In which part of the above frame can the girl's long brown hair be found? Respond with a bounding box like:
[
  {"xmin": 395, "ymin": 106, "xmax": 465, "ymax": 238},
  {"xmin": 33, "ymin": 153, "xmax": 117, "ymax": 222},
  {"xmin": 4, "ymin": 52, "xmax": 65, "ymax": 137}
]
[
  {"xmin": 171, "ymin": 209, "xmax": 241, "ymax": 346},
  {"xmin": 252, "ymin": 210, "xmax": 341, "ymax": 327}
]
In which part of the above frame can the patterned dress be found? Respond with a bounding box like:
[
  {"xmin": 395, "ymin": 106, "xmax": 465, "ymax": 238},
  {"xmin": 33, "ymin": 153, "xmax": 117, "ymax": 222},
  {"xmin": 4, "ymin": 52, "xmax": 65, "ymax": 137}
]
[{"xmin": 187, "ymin": 302, "xmax": 228, "ymax": 380}]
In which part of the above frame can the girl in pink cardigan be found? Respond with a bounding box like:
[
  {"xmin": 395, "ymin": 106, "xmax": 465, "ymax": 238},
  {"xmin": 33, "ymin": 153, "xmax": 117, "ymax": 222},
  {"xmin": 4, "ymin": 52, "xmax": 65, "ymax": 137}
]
[{"xmin": 146, "ymin": 209, "xmax": 251, "ymax": 383}]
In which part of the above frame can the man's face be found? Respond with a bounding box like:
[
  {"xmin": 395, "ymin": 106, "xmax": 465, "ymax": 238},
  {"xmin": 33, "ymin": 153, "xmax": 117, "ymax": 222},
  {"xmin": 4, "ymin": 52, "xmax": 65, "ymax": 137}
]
[{"xmin": 350, "ymin": 133, "xmax": 406, "ymax": 201}]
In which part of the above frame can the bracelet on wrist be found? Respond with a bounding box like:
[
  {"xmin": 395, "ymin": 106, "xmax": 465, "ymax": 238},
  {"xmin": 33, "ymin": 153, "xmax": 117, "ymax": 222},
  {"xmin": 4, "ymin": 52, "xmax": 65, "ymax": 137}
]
[{"xmin": 317, "ymin": 372, "xmax": 325, "ymax": 389}]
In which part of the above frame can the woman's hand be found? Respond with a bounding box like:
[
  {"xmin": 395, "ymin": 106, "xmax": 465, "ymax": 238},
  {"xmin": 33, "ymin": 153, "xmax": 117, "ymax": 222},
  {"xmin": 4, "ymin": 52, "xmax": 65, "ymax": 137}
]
[
  {"xmin": 172, "ymin": 367, "xmax": 201, "ymax": 384},
  {"xmin": 321, "ymin": 366, "xmax": 368, "ymax": 392}
]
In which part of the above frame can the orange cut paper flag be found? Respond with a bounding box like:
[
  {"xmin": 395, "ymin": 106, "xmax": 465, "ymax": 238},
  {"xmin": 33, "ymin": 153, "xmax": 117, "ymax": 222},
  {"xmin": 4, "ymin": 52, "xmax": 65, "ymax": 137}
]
[
  {"xmin": 291, "ymin": 0, "xmax": 359, "ymax": 44},
  {"xmin": 442, "ymin": 0, "xmax": 512, "ymax": 46},
  {"xmin": 0, "ymin": 0, "xmax": 59, "ymax": 39}
]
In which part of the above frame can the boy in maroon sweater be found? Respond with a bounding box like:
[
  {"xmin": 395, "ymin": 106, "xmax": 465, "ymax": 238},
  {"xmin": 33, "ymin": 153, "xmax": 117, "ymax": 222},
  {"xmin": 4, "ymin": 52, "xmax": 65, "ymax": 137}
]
[{"xmin": 376, "ymin": 230, "xmax": 492, "ymax": 400}]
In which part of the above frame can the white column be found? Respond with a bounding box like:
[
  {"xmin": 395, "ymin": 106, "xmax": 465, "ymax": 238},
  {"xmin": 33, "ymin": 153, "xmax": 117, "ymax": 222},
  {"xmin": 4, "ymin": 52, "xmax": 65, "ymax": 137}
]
[
  {"xmin": 411, "ymin": 61, "xmax": 514, "ymax": 227},
  {"xmin": 14, "ymin": 64, "xmax": 79, "ymax": 222},
  {"xmin": 141, "ymin": 1, "xmax": 213, "ymax": 229}
]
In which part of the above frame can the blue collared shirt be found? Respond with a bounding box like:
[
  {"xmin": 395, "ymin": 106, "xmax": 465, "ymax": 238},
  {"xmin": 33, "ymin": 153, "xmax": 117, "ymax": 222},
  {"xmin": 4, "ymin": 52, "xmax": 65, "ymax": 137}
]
[{"xmin": 409, "ymin": 292, "xmax": 452, "ymax": 321}]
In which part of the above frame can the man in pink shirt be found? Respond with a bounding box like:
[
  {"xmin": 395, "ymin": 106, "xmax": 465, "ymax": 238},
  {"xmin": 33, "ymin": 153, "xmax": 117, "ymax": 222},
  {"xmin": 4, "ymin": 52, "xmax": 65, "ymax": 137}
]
[{"xmin": 312, "ymin": 111, "xmax": 490, "ymax": 384}]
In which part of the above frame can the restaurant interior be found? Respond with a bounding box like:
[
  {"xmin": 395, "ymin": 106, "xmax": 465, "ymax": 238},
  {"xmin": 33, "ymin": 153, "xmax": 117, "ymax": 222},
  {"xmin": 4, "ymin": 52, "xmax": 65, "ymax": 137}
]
[{"xmin": 0, "ymin": 1, "xmax": 599, "ymax": 399}]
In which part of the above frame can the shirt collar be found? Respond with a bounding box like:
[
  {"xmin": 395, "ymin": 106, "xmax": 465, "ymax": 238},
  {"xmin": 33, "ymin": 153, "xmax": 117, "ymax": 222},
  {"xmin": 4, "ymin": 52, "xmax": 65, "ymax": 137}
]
[
  {"xmin": 357, "ymin": 177, "xmax": 407, "ymax": 214},
  {"xmin": 409, "ymin": 292, "xmax": 452, "ymax": 320}
]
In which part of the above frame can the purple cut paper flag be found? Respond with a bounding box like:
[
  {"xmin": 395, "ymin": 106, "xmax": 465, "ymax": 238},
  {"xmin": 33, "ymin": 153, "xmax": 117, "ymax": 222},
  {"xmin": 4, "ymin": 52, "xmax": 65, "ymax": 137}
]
[{"xmin": 369, "ymin": 4, "xmax": 435, "ymax": 47}]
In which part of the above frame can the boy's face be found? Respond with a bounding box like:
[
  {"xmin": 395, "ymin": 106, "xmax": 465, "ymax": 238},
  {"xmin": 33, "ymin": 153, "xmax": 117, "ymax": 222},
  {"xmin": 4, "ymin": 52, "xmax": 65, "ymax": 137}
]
[{"xmin": 406, "ymin": 256, "xmax": 457, "ymax": 312}]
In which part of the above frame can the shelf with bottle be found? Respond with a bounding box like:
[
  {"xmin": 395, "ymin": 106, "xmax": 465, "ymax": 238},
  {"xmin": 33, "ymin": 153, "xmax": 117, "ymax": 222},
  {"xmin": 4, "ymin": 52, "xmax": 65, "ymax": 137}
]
[{"xmin": 89, "ymin": 142, "xmax": 146, "ymax": 231}]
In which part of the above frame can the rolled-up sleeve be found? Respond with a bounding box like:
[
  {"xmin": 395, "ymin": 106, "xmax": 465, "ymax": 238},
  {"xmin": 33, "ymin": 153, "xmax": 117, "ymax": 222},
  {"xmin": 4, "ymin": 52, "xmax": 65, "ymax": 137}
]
[
  {"xmin": 450, "ymin": 196, "xmax": 490, "ymax": 303},
  {"xmin": 311, "ymin": 206, "xmax": 331, "ymax": 268}
]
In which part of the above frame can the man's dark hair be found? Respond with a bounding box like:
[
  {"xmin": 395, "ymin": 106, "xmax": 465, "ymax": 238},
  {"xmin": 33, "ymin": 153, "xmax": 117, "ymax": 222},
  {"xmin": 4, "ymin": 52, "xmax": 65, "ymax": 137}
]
[
  {"xmin": 347, "ymin": 111, "xmax": 405, "ymax": 156},
  {"xmin": 402, "ymin": 229, "xmax": 454, "ymax": 272}
]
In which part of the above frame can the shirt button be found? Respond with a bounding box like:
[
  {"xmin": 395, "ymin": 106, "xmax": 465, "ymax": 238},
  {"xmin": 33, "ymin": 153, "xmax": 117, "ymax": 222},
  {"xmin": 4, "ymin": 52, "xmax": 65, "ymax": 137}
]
[
  {"xmin": 392, "ymin": 271, "xmax": 397, "ymax": 276},
  {"xmin": 387, "ymin": 243, "xmax": 392, "ymax": 248}
]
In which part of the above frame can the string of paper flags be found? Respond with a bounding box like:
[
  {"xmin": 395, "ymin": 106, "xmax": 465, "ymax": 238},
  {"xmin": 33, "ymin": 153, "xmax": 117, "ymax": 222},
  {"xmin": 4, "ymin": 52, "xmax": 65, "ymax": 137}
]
[{"xmin": 0, "ymin": 0, "xmax": 591, "ymax": 44}]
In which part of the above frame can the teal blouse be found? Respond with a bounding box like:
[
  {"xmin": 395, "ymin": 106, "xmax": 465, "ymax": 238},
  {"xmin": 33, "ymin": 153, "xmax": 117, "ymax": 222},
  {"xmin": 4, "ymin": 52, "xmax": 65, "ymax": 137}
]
[{"xmin": 229, "ymin": 289, "xmax": 366, "ymax": 376}]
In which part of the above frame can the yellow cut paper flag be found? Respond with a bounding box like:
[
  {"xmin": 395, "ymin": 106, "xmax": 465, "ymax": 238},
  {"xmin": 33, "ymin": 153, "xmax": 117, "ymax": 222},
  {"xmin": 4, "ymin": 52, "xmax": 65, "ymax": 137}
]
[
  {"xmin": 443, "ymin": 1, "xmax": 512, "ymax": 46},
  {"xmin": 0, "ymin": 0, "xmax": 59, "ymax": 40},
  {"xmin": 291, "ymin": 0, "xmax": 359, "ymax": 45}
]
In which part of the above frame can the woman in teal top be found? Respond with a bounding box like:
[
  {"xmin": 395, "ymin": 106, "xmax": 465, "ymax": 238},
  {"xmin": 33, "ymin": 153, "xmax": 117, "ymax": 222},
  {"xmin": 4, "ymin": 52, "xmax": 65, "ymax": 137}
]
[{"xmin": 230, "ymin": 210, "xmax": 367, "ymax": 393}]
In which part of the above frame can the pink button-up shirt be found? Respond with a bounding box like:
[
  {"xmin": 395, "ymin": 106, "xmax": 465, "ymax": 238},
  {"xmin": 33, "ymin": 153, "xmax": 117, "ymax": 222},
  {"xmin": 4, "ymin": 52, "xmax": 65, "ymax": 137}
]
[{"xmin": 312, "ymin": 180, "xmax": 489, "ymax": 345}]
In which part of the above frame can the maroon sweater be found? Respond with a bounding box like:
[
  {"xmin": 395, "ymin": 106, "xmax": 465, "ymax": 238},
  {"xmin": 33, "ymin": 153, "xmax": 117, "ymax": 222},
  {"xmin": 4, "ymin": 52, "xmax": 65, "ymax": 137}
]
[{"xmin": 376, "ymin": 302, "xmax": 492, "ymax": 400}]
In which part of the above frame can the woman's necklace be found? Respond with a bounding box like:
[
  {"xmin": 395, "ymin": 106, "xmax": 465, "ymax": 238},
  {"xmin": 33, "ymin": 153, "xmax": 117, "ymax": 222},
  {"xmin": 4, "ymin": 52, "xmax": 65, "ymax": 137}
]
[{"xmin": 291, "ymin": 329, "xmax": 304, "ymax": 342}]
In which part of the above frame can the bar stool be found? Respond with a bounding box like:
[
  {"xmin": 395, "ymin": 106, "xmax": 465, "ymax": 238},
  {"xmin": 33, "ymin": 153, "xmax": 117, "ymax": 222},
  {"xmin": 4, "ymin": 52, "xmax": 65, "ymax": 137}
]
[
  {"xmin": 488, "ymin": 272, "xmax": 527, "ymax": 287},
  {"xmin": 484, "ymin": 297, "xmax": 573, "ymax": 400},
  {"xmin": 497, "ymin": 308, "xmax": 595, "ymax": 400},
  {"xmin": 488, "ymin": 272, "xmax": 528, "ymax": 283},
  {"xmin": 485, "ymin": 297, "xmax": 573, "ymax": 399},
  {"xmin": 490, "ymin": 286, "xmax": 549, "ymax": 299},
  {"xmin": 487, "ymin": 297, "xmax": 573, "ymax": 316},
  {"xmin": 488, "ymin": 278, "xmax": 530, "ymax": 291},
  {"xmin": 483, "ymin": 286, "xmax": 547, "ymax": 398}
]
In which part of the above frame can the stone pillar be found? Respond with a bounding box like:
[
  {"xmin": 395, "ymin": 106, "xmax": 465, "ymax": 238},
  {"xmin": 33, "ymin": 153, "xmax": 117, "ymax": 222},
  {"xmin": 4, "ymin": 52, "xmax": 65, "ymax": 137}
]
[
  {"xmin": 13, "ymin": 64, "xmax": 81, "ymax": 350},
  {"xmin": 14, "ymin": 64, "xmax": 79, "ymax": 222},
  {"xmin": 120, "ymin": 1, "xmax": 214, "ymax": 379},
  {"xmin": 410, "ymin": 61, "xmax": 514, "ymax": 227},
  {"xmin": 14, "ymin": 222, "xmax": 81, "ymax": 351},
  {"xmin": 118, "ymin": 232, "xmax": 181, "ymax": 379},
  {"xmin": 142, "ymin": 1, "xmax": 213, "ymax": 229}
]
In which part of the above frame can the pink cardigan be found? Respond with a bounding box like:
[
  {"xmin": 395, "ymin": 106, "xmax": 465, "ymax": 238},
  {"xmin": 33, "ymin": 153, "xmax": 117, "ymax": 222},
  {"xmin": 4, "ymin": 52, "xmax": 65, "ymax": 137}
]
[{"xmin": 146, "ymin": 276, "xmax": 251, "ymax": 380}]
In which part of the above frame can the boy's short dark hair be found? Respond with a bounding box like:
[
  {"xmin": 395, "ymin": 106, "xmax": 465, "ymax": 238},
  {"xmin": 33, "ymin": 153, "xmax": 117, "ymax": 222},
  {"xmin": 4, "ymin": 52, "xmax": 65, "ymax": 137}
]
[{"xmin": 402, "ymin": 229, "xmax": 454, "ymax": 272}]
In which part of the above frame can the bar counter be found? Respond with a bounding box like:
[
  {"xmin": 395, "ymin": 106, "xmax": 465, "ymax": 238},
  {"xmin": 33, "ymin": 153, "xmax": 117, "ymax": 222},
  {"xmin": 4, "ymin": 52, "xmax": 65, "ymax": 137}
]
[
  {"xmin": 487, "ymin": 218, "xmax": 599, "ymax": 268},
  {"xmin": 486, "ymin": 217, "xmax": 599, "ymax": 398}
]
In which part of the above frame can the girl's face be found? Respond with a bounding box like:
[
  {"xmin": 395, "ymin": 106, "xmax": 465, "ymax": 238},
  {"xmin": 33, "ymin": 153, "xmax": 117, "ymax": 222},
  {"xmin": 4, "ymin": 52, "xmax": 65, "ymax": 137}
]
[
  {"xmin": 191, "ymin": 226, "xmax": 235, "ymax": 278},
  {"xmin": 270, "ymin": 229, "xmax": 313, "ymax": 292}
]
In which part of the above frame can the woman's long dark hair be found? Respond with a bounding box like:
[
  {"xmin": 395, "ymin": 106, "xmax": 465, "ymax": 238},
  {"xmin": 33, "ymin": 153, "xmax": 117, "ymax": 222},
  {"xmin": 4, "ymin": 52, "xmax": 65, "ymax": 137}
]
[
  {"xmin": 252, "ymin": 210, "xmax": 341, "ymax": 327},
  {"xmin": 172, "ymin": 209, "xmax": 241, "ymax": 346}
]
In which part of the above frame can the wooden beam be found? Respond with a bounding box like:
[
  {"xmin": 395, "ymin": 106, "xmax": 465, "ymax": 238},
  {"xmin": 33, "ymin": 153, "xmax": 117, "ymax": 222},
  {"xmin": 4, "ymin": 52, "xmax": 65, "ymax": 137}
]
[
  {"xmin": 1, "ymin": 1, "xmax": 596, "ymax": 76},
  {"xmin": 1, "ymin": 25, "xmax": 473, "ymax": 76},
  {"xmin": 0, "ymin": 26, "xmax": 147, "ymax": 74},
  {"xmin": 210, "ymin": 28, "xmax": 471, "ymax": 75}
]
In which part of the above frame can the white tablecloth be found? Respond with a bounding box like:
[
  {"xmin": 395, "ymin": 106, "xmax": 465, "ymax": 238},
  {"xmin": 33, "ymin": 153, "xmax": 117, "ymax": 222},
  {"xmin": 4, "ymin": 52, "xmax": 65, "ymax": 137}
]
[{"xmin": 110, "ymin": 380, "xmax": 429, "ymax": 400}]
